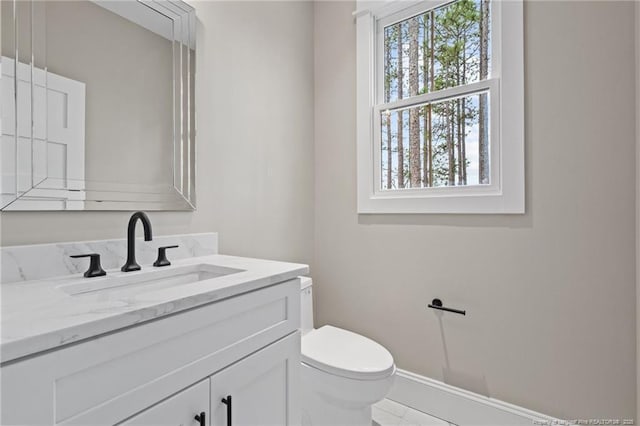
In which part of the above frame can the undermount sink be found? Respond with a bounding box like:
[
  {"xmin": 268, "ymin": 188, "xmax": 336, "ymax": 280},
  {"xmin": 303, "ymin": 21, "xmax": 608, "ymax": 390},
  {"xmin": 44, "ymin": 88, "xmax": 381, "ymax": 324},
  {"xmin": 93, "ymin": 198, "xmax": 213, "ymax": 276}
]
[{"xmin": 58, "ymin": 263, "xmax": 245, "ymax": 296}]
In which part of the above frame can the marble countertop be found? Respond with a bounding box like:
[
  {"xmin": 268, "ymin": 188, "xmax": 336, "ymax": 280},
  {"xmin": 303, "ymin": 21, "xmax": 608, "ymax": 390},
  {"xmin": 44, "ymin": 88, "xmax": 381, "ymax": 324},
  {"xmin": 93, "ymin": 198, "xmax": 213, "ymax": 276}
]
[{"xmin": 0, "ymin": 255, "xmax": 308, "ymax": 364}]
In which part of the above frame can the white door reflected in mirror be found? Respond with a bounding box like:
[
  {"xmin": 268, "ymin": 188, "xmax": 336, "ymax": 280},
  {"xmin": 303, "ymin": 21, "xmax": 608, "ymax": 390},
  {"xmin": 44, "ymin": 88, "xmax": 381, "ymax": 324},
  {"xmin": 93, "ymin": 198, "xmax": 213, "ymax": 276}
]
[{"xmin": 1, "ymin": 57, "xmax": 86, "ymax": 210}]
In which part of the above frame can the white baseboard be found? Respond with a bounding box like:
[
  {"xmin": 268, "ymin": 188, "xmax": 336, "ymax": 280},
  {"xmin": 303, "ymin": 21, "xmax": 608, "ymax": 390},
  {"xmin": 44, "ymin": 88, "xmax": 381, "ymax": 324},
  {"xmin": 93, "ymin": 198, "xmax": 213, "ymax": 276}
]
[{"xmin": 387, "ymin": 369, "xmax": 563, "ymax": 425}]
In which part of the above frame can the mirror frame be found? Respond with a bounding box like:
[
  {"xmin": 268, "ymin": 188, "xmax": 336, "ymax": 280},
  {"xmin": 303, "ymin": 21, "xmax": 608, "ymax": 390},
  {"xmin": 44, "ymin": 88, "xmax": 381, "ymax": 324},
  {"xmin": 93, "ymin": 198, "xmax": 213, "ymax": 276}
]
[{"xmin": 1, "ymin": 0, "xmax": 196, "ymax": 211}]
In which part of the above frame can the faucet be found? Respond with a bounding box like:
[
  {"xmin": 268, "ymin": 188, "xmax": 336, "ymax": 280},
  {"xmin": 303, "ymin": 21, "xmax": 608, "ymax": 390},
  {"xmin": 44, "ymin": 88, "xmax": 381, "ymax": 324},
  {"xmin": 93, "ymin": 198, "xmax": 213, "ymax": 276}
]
[{"xmin": 121, "ymin": 211, "xmax": 153, "ymax": 272}]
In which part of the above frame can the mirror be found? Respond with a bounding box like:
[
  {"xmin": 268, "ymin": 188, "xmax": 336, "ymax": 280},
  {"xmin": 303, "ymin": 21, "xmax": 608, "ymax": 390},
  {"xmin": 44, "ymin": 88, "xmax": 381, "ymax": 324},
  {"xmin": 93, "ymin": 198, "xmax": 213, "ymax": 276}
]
[{"xmin": 1, "ymin": 0, "xmax": 196, "ymax": 211}]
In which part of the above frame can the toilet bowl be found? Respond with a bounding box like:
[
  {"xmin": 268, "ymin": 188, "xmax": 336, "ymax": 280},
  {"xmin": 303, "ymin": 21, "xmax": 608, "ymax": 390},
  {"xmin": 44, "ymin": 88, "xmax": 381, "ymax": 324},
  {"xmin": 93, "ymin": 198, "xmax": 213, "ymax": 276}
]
[{"xmin": 299, "ymin": 277, "xmax": 396, "ymax": 426}]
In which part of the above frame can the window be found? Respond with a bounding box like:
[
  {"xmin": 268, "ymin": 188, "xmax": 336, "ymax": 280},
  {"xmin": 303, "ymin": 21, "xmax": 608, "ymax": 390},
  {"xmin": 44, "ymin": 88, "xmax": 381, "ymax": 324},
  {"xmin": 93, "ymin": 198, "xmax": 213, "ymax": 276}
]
[{"xmin": 356, "ymin": 0, "xmax": 524, "ymax": 213}]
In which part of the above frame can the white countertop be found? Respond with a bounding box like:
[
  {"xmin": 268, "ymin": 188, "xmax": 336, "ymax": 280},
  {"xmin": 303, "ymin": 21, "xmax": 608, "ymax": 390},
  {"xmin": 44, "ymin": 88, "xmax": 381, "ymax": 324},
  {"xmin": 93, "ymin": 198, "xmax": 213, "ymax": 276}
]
[{"xmin": 0, "ymin": 255, "xmax": 308, "ymax": 364}]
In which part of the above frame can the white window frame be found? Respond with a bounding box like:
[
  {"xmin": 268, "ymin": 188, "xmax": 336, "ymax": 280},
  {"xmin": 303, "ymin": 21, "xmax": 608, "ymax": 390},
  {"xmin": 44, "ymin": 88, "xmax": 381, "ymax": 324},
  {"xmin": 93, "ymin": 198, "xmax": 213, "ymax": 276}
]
[{"xmin": 356, "ymin": 0, "xmax": 524, "ymax": 214}]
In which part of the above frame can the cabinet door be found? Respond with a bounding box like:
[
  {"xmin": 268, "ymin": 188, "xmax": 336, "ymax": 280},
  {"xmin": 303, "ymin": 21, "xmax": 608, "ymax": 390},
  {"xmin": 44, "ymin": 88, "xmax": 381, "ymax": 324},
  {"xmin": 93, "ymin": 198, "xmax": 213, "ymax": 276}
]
[
  {"xmin": 210, "ymin": 332, "xmax": 300, "ymax": 426},
  {"xmin": 121, "ymin": 380, "xmax": 209, "ymax": 426}
]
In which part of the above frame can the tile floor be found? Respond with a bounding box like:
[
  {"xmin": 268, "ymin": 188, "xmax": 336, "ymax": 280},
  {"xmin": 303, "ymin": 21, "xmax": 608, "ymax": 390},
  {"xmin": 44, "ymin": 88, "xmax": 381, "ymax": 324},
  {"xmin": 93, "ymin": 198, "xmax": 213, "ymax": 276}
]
[{"xmin": 372, "ymin": 399, "xmax": 456, "ymax": 426}]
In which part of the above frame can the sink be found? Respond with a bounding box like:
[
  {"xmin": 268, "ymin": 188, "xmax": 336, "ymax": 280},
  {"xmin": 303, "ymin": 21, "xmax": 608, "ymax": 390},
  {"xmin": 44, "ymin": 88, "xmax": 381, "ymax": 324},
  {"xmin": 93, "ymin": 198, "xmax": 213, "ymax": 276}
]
[{"xmin": 58, "ymin": 264, "xmax": 245, "ymax": 296}]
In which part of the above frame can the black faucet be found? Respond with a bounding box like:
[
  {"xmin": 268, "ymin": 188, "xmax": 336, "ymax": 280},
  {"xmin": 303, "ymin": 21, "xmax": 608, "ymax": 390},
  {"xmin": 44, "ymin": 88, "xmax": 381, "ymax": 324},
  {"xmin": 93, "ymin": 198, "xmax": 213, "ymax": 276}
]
[{"xmin": 121, "ymin": 211, "xmax": 153, "ymax": 272}]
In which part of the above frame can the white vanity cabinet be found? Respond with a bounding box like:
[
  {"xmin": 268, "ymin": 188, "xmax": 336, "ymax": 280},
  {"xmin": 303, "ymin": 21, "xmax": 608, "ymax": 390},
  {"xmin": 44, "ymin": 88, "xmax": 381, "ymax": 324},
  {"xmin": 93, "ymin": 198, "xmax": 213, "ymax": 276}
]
[{"xmin": 0, "ymin": 279, "xmax": 301, "ymax": 426}]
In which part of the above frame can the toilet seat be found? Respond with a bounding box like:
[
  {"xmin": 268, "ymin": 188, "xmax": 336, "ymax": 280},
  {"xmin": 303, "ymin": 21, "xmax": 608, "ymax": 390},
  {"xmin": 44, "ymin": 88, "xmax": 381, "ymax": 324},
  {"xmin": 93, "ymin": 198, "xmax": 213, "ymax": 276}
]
[{"xmin": 301, "ymin": 325, "xmax": 395, "ymax": 381}]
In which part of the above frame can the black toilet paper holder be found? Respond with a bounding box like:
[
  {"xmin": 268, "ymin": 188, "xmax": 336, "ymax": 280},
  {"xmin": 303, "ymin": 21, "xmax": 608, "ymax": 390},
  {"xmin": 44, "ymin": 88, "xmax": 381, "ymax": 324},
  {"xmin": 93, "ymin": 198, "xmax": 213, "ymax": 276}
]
[{"xmin": 427, "ymin": 298, "xmax": 466, "ymax": 316}]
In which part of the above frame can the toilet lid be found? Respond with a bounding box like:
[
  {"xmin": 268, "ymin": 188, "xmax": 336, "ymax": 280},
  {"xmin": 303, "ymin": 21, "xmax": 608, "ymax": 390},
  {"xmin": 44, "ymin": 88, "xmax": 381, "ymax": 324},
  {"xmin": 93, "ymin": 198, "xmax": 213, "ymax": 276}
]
[{"xmin": 301, "ymin": 325, "xmax": 395, "ymax": 380}]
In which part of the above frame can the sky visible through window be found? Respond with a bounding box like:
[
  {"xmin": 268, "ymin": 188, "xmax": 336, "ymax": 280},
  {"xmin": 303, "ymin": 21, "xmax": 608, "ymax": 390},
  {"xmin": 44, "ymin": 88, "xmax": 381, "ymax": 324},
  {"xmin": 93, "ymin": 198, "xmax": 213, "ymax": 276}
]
[{"xmin": 380, "ymin": 0, "xmax": 491, "ymax": 190}]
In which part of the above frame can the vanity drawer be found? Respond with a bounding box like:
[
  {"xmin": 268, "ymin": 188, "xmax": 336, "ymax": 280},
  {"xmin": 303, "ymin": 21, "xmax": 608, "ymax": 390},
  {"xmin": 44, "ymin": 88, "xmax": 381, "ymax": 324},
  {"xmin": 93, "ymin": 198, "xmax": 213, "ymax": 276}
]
[{"xmin": 1, "ymin": 278, "xmax": 300, "ymax": 426}]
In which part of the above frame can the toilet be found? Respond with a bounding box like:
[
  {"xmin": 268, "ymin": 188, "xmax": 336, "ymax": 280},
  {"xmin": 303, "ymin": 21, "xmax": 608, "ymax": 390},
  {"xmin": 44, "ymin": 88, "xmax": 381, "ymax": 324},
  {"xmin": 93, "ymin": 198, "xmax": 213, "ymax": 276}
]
[{"xmin": 299, "ymin": 277, "xmax": 396, "ymax": 426}]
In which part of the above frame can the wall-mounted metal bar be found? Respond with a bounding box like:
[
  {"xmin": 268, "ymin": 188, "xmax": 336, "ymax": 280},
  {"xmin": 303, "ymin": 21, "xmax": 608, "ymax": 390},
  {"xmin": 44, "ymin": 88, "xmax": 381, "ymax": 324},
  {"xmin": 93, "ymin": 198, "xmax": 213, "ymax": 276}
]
[{"xmin": 427, "ymin": 298, "xmax": 466, "ymax": 315}]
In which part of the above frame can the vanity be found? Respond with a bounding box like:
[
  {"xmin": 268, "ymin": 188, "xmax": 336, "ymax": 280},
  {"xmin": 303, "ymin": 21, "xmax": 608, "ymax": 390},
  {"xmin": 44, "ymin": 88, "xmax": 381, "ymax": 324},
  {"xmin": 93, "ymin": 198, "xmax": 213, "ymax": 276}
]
[
  {"xmin": 0, "ymin": 1, "xmax": 310, "ymax": 424},
  {"xmin": 1, "ymin": 234, "xmax": 308, "ymax": 425}
]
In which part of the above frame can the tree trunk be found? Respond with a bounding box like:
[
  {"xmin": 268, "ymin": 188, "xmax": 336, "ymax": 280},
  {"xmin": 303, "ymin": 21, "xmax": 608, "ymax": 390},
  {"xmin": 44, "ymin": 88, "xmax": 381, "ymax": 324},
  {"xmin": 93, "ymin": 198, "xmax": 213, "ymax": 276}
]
[
  {"xmin": 456, "ymin": 98, "xmax": 463, "ymax": 185},
  {"xmin": 408, "ymin": 17, "xmax": 421, "ymax": 188},
  {"xmin": 422, "ymin": 14, "xmax": 429, "ymax": 187},
  {"xmin": 461, "ymin": 98, "xmax": 467, "ymax": 184},
  {"xmin": 428, "ymin": 10, "xmax": 434, "ymax": 186},
  {"xmin": 385, "ymin": 29, "xmax": 392, "ymax": 189},
  {"xmin": 456, "ymin": 47, "xmax": 462, "ymax": 185},
  {"xmin": 478, "ymin": 0, "xmax": 490, "ymax": 184},
  {"xmin": 447, "ymin": 101, "xmax": 455, "ymax": 186},
  {"xmin": 460, "ymin": 33, "xmax": 467, "ymax": 185},
  {"xmin": 397, "ymin": 22, "xmax": 405, "ymax": 188}
]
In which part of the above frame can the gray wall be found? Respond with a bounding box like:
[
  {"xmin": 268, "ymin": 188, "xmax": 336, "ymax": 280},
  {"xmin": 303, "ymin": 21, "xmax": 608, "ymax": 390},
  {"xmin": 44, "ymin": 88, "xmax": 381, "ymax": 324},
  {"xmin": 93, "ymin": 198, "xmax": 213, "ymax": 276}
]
[
  {"xmin": 313, "ymin": 0, "xmax": 636, "ymax": 420},
  {"xmin": 0, "ymin": 1, "xmax": 315, "ymax": 269}
]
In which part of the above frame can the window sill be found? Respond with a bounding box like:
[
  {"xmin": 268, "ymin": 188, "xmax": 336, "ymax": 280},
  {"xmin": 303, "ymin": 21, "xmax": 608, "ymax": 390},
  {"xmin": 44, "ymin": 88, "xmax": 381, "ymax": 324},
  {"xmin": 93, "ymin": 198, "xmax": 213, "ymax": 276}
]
[{"xmin": 357, "ymin": 185, "xmax": 524, "ymax": 214}]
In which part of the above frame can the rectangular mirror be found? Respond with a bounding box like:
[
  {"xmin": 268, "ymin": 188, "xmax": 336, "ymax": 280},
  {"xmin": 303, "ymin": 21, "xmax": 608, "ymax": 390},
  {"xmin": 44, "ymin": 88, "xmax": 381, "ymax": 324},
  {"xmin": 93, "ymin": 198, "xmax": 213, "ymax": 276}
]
[{"xmin": 1, "ymin": 0, "xmax": 196, "ymax": 211}]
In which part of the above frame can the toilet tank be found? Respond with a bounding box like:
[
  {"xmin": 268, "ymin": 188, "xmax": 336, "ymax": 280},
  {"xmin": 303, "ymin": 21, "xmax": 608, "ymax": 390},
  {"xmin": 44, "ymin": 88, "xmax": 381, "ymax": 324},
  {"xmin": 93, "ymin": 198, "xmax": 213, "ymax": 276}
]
[{"xmin": 300, "ymin": 276, "xmax": 314, "ymax": 334}]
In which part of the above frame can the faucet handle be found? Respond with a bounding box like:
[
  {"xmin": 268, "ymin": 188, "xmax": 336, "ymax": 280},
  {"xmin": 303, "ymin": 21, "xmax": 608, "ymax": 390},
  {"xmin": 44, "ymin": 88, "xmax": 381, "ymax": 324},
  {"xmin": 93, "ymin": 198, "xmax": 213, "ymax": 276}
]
[
  {"xmin": 70, "ymin": 253, "xmax": 107, "ymax": 278},
  {"xmin": 153, "ymin": 245, "xmax": 179, "ymax": 267}
]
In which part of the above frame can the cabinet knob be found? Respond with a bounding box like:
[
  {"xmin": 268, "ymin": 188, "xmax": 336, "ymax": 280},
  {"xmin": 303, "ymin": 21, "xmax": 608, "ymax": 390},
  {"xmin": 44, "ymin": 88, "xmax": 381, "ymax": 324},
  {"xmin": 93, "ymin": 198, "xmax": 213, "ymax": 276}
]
[
  {"xmin": 221, "ymin": 395, "xmax": 232, "ymax": 426},
  {"xmin": 194, "ymin": 411, "xmax": 205, "ymax": 426}
]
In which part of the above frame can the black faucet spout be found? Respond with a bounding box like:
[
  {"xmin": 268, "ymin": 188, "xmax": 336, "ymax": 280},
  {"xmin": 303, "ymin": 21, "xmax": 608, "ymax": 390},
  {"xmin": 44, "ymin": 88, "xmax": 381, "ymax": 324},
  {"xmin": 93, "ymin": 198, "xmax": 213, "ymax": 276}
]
[{"xmin": 121, "ymin": 211, "xmax": 153, "ymax": 272}]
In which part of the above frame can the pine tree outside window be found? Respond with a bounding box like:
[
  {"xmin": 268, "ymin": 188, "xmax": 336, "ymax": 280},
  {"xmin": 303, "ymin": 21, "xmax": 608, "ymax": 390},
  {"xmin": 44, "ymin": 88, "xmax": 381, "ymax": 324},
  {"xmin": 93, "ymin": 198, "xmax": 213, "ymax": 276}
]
[{"xmin": 356, "ymin": 0, "xmax": 524, "ymax": 214}]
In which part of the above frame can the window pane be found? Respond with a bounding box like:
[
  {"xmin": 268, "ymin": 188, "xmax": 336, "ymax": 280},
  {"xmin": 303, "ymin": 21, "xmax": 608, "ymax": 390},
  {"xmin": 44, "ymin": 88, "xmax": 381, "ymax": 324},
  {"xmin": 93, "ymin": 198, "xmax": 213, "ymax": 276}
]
[
  {"xmin": 383, "ymin": 0, "xmax": 492, "ymax": 103},
  {"xmin": 380, "ymin": 92, "xmax": 490, "ymax": 190}
]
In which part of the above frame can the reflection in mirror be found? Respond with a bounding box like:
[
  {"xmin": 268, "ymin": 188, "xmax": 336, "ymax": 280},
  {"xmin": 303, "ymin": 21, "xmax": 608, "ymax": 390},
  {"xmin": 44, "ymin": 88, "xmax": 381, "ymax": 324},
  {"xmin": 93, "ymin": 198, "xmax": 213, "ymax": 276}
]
[{"xmin": 1, "ymin": 0, "xmax": 196, "ymax": 211}]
